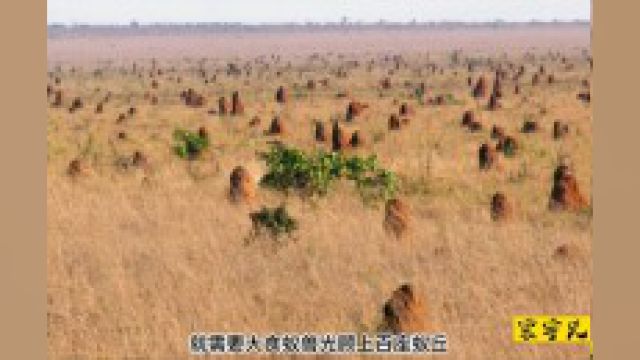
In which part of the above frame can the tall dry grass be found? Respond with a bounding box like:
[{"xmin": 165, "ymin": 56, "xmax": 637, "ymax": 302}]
[{"xmin": 48, "ymin": 46, "xmax": 592, "ymax": 359}]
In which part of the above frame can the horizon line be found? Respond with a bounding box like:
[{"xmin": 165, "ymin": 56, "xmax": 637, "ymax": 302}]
[{"xmin": 47, "ymin": 19, "xmax": 591, "ymax": 27}]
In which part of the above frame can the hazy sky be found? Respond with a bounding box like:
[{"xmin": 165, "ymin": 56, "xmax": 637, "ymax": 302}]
[{"xmin": 47, "ymin": 0, "xmax": 591, "ymax": 25}]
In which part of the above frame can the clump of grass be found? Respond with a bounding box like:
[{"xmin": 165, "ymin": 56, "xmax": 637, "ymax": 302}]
[
  {"xmin": 249, "ymin": 204, "xmax": 298, "ymax": 238},
  {"xmin": 259, "ymin": 145, "xmax": 398, "ymax": 200},
  {"xmin": 443, "ymin": 93, "xmax": 465, "ymax": 105},
  {"xmin": 508, "ymin": 161, "xmax": 530, "ymax": 183},
  {"xmin": 293, "ymin": 88, "xmax": 309, "ymax": 99},
  {"xmin": 173, "ymin": 128, "xmax": 209, "ymax": 159},
  {"xmin": 398, "ymin": 174, "xmax": 433, "ymax": 197},
  {"xmin": 372, "ymin": 132, "xmax": 385, "ymax": 144},
  {"xmin": 79, "ymin": 133, "xmax": 95, "ymax": 158}
]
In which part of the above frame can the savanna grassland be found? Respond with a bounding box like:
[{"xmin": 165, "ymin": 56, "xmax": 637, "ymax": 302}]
[{"xmin": 47, "ymin": 24, "xmax": 592, "ymax": 359}]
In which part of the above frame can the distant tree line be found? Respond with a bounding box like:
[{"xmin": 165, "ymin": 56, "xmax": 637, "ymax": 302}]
[{"xmin": 47, "ymin": 19, "xmax": 590, "ymax": 37}]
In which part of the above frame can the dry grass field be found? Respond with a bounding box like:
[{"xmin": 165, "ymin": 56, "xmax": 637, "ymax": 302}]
[{"xmin": 47, "ymin": 25, "xmax": 592, "ymax": 359}]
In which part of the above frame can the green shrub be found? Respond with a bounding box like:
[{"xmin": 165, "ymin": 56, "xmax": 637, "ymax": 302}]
[
  {"xmin": 259, "ymin": 145, "xmax": 398, "ymax": 200},
  {"xmin": 173, "ymin": 128, "xmax": 209, "ymax": 159},
  {"xmin": 502, "ymin": 141, "xmax": 517, "ymax": 157},
  {"xmin": 249, "ymin": 205, "xmax": 298, "ymax": 238}
]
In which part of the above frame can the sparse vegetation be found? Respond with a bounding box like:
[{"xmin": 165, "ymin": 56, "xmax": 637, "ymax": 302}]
[
  {"xmin": 172, "ymin": 128, "xmax": 209, "ymax": 159},
  {"xmin": 260, "ymin": 145, "xmax": 398, "ymax": 200},
  {"xmin": 249, "ymin": 204, "xmax": 298, "ymax": 238}
]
